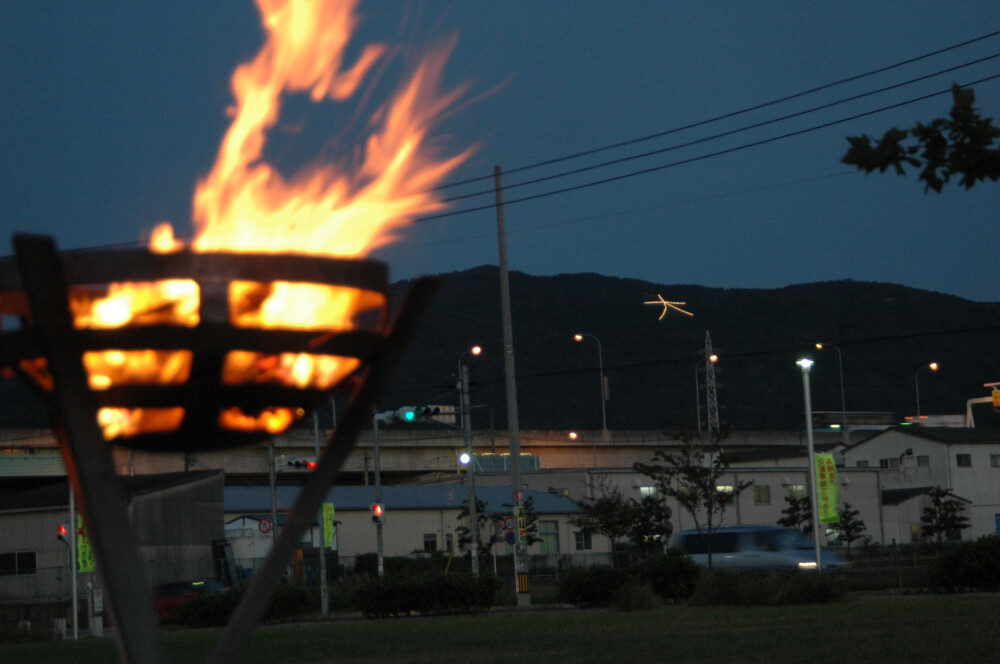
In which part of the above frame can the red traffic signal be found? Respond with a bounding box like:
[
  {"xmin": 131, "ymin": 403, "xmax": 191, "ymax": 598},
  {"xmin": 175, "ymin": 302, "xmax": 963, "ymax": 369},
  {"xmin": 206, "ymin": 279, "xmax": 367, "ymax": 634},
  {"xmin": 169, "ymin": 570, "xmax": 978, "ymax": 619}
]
[
  {"xmin": 57, "ymin": 524, "xmax": 68, "ymax": 542},
  {"xmin": 370, "ymin": 503, "xmax": 385, "ymax": 523}
]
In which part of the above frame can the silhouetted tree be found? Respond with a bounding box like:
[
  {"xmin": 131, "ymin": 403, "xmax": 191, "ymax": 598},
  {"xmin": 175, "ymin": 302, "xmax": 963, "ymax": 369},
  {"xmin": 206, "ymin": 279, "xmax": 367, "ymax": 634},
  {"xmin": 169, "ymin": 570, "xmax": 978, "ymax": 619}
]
[
  {"xmin": 633, "ymin": 428, "xmax": 751, "ymax": 570},
  {"xmin": 777, "ymin": 495, "xmax": 813, "ymax": 535},
  {"xmin": 842, "ymin": 84, "xmax": 999, "ymax": 192},
  {"xmin": 834, "ymin": 502, "xmax": 867, "ymax": 558},
  {"xmin": 920, "ymin": 486, "xmax": 971, "ymax": 544}
]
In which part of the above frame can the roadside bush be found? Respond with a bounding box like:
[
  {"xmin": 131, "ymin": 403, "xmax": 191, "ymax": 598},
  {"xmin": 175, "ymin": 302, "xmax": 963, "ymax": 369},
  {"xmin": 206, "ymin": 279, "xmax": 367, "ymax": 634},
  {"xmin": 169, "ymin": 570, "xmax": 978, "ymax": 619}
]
[
  {"xmin": 929, "ymin": 535, "xmax": 1000, "ymax": 592},
  {"xmin": 168, "ymin": 584, "xmax": 320, "ymax": 627},
  {"xmin": 635, "ymin": 548, "xmax": 701, "ymax": 600},
  {"xmin": 352, "ymin": 573, "xmax": 500, "ymax": 618},
  {"xmin": 690, "ymin": 570, "xmax": 843, "ymax": 606},
  {"xmin": 613, "ymin": 578, "xmax": 662, "ymax": 612},
  {"xmin": 557, "ymin": 566, "xmax": 628, "ymax": 607}
]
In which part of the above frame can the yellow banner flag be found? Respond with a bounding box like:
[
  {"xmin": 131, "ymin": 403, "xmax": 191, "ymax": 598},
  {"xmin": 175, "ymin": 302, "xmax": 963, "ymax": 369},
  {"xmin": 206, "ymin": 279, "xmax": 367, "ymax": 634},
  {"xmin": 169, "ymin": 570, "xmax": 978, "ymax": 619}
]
[
  {"xmin": 815, "ymin": 453, "xmax": 840, "ymax": 524},
  {"xmin": 76, "ymin": 514, "xmax": 96, "ymax": 573},
  {"xmin": 322, "ymin": 502, "xmax": 335, "ymax": 549}
]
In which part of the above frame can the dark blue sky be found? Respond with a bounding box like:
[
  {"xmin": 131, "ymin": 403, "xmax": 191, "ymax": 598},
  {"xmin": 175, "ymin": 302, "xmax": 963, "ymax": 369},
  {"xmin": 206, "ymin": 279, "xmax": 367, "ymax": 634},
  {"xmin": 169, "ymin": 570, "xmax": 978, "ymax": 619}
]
[{"xmin": 2, "ymin": 2, "xmax": 998, "ymax": 301}]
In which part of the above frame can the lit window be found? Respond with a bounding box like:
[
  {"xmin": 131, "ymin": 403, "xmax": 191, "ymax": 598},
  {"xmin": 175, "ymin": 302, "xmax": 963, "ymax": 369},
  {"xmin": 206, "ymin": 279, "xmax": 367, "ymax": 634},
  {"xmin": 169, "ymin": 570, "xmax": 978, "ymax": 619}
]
[
  {"xmin": 539, "ymin": 520, "xmax": 559, "ymax": 554},
  {"xmin": 574, "ymin": 531, "xmax": 593, "ymax": 551},
  {"xmin": 788, "ymin": 485, "xmax": 806, "ymax": 500},
  {"xmin": 638, "ymin": 486, "xmax": 659, "ymax": 499},
  {"xmin": 753, "ymin": 485, "xmax": 771, "ymax": 505},
  {"xmin": 716, "ymin": 485, "xmax": 735, "ymax": 504},
  {"xmin": 956, "ymin": 453, "xmax": 972, "ymax": 468}
]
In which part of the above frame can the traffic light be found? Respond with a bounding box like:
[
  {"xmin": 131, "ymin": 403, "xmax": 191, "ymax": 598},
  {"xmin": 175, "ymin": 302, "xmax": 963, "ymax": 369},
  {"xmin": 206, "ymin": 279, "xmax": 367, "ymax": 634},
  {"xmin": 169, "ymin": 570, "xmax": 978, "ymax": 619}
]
[
  {"xmin": 396, "ymin": 406, "xmax": 441, "ymax": 422},
  {"xmin": 287, "ymin": 458, "xmax": 316, "ymax": 469},
  {"xmin": 370, "ymin": 503, "xmax": 385, "ymax": 523},
  {"xmin": 57, "ymin": 524, "xmax": 68, "ymax": 543}
]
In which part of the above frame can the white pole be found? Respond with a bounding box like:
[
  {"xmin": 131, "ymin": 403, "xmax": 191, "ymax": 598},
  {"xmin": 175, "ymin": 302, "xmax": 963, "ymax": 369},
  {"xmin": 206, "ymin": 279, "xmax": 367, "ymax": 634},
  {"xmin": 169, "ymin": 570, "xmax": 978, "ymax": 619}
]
[
  {"xmin": 799, "ymin": 358, "xmax": 824, "ymax": 571},
  {"xmin": 69, "ymin": 486, "xmax": 78, "ymax": 640},
  {"xmin": 313, "ymin": 411, "xmax": 328, "ymax": 616}
]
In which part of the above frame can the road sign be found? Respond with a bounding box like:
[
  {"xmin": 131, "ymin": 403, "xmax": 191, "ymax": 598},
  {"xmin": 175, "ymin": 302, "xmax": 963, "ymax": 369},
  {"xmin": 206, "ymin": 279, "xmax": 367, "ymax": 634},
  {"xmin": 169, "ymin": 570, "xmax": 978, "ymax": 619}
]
[
  {"xmin": 259, "ymin": 517, "xmax": 273, "ymax": 534},
  {"xmin": 504, "ymin": 531, "xmax": 517, "ymax": 545},
  {"xmin": 504, "ymin": 516, "xmax": 515, "ymax": 530}
]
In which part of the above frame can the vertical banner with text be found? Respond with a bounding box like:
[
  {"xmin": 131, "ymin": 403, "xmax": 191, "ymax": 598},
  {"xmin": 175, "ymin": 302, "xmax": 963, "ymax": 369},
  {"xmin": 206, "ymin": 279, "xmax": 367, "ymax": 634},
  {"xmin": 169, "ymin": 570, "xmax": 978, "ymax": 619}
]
[
  {"xmin": 815, "ymin": 453, "xmax": 840, "ymax": 524},
  {"xmin": 322, "ymin": 502, "xmax": 335, "ymax": 549}
]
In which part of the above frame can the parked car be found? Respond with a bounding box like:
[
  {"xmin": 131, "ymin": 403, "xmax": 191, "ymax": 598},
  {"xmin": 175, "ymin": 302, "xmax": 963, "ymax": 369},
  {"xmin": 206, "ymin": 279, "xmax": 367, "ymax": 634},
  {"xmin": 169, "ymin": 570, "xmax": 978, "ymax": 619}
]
[
  {"xmin": 153, "ymin": 579, "xmax": 229, "ymax": 622},
  {"xmin": 669, "ymin": 525, "xmax": 847, "ymax": 570}
]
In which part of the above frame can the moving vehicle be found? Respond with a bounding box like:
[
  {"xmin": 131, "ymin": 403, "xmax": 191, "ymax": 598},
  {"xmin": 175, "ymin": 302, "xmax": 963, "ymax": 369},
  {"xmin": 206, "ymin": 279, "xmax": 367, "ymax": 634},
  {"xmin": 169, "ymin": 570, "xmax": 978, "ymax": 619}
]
[
  {"xmin": 153, "ymin": 579, "xmax": 229, "ymax": 622},
  {"xmin": 669, "ymin": 525, "xmax": 846, "ymax": 570}
]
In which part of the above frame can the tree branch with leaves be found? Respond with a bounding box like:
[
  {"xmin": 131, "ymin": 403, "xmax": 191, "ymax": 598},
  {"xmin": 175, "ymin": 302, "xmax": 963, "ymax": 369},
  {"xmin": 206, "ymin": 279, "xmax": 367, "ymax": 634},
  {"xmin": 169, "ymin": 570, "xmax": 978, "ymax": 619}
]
[
  {"xmin": 633, "ymin": 428, "xmax": 751, "ymax": 570},
  {"xmin": 842, "ymin": 84, "xmax": 1000, "ymax": 192}
]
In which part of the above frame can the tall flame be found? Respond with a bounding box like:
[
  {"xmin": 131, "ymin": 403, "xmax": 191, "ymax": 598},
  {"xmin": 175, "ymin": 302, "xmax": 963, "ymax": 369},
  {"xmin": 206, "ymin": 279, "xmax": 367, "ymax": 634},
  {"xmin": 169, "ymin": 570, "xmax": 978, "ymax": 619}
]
[
  {"xmin": 65, "ymin": 0, "xmax": 470, "ymax": 441},
  {"xmin": 190, "ymin": 0, "xmax": 470, "ymax": 255}
]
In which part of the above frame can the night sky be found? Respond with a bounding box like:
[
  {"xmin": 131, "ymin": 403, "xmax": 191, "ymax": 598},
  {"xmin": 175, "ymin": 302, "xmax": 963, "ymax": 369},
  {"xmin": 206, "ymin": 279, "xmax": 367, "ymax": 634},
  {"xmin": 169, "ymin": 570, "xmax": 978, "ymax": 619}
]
[{"xmin": 2, "ymin": 2, "xmax": 998, "ymax": 301}]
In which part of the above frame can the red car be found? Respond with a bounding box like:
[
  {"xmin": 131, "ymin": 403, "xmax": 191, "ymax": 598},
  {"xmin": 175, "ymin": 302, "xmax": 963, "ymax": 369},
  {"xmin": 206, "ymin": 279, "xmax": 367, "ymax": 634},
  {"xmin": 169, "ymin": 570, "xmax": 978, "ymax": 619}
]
[{"xmin": 153, "ymin": 580, "xmax": 229, "ymax": 622}]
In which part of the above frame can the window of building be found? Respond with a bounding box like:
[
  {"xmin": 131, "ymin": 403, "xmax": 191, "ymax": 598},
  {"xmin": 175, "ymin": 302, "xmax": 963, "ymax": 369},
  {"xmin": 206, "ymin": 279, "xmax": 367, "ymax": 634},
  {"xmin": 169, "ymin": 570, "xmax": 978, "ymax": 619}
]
[
  {"xmin": 716, "ymin": 485, "xmax": 735, "ymax": 504},
  {"xmin": 423, "ymin": 533, "xmax": 437, "ymax": 552},
  {"xmin": 638, "ymin": 486, "xmax": 659, "ymax": 499},
  {"xmin": 917, "ymin": 455, "xmax": 930, "ymax": 468},
  {"xmin": 445, "ymin": 533, "xmax": 454, "ymax": 552},
  {"xmin": 787, "ymin": 485, "xmax": 806, "ymax": 500},
  {"xmin": 539, "ymin": 520, "xmax": 559, "ymax": 554},
  {"xmin": 574, "ymin": 531, "xmax": 592, "ymax": 551},
  {"xmin": 956, "ymin": 453, "xmax": 972, "ymax": 468},
  {"xmin": 879, "ymin": 458, "xmax": 899, "ymax": 469},
  {"xmin": 753, "ymin": 485, "xmax": 771, "ymax": 505},
  {"xmin": 0, "ymin": 551, "xmax": 36, "ymax": 576},
  {"xmin": 991, "ymin": 454, "xmax": 1000, "ymax": 468},
  {"xmin": 856, "ymin": 460, "xmax": 869, "ymax": 468}
]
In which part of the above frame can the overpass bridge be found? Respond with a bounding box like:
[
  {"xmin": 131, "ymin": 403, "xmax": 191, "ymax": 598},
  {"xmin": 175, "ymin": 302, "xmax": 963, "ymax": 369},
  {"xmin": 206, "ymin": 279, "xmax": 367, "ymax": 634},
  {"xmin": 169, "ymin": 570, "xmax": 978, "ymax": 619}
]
[{"xmin": 1, "ymin": 427, "xmax": 853, "ymax": 484}]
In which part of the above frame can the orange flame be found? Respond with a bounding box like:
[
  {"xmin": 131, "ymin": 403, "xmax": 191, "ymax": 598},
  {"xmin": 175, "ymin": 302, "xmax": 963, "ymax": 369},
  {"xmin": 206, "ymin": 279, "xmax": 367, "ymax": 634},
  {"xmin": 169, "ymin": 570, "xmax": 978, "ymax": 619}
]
[{"xmin": 70, "ymin": 0, "xmax": 470, "ymax": 440}]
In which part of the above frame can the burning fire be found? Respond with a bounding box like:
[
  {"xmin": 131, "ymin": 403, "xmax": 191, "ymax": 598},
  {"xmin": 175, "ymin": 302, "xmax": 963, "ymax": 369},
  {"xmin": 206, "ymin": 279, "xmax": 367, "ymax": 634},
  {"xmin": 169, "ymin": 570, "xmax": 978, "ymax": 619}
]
[{"xmin": 60, "ymin": 0, "xmax": 470, "ymax": 440}]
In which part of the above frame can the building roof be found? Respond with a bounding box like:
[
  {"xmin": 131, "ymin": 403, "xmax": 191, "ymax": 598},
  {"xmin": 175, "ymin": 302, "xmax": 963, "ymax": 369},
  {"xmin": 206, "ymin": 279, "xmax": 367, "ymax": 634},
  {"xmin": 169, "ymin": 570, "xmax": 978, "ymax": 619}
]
[
  {"xmin": 224, "ymin": 484, "xmax": 581, "ymax": 516},
  {"xmin": 723, "ymin": 442, "xmax": 842, "ymax": 465},
  {"xmin": 845, "ymin": 427, "xmax": 1000, "ymax": 453},
  {"xmin": 0, "ymin": 470, "xmax": 223, "ymax": 513},
  {"xmin": 881, "ymin": 486, "xmax": 971, "ymax": 506}
]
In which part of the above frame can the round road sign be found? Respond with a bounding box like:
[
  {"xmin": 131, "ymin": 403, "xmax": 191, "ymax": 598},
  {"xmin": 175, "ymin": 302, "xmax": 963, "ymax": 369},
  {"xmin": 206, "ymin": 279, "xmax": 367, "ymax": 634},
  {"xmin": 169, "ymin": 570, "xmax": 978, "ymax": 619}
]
[{"xmin": 259, "ymin": 517, "xmax": 273, "ymax": 534}]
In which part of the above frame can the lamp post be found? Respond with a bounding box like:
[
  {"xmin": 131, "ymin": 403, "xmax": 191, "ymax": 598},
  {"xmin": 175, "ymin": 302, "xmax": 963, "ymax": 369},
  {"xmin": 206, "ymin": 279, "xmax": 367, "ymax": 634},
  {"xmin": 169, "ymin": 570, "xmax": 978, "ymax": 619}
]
[
  {"xmin": 459, "ymin": 345, "xmax": 482, "ymax": 575},
  {"xmin": 915, "ymin": 362, "xmax": 939, "ymax": 417},
  {"xmin": 797, "ymin": 357, "xmax": 824, "ymax": 572},
  {"xmin": 573, "ymin": 334, "xmax": 608, "ymax": 441},
  {"xmin": 815, "ymin": 343, "xmax": 849, "ymax": 445},
  {"xmin": 694, "ymin": 354, "xmax": 718, "ymax": 433}
]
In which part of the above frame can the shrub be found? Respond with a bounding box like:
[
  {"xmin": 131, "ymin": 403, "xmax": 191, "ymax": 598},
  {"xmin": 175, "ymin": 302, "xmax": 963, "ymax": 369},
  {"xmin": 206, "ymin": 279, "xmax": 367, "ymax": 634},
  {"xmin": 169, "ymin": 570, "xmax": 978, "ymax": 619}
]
[
  {"xmin": 352, "ymin": 573, "xmax": 500, "ymax": 618},
  {"xmin": 636, "ymin": 548, "xmax": 701, "ymax": 600},
  {"xmin": 690, "ymin": 570, "xmax": 842, "ymax": 606},
  {"xmin": 929, "ymin": 535, "xmax": 1000, "ymax": 592},
  {"xmin": 613, "ymin": 577, "xmax": 662, "ymax": 612},
  {"xmin": 168, "ymin": 583, "xmax": 320, "ymax": 627},
  {"xmin": 557, "ymin": 567, "xmax": 628, "ymax": 607}
]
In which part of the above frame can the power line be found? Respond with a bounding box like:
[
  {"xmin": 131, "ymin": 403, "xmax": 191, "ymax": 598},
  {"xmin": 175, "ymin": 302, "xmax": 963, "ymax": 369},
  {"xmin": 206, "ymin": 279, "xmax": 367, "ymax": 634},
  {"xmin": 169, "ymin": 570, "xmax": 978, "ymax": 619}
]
[
  {"xmin": 432, "ymin": 29, "xmax": 1000, "ymax": 191},
  {"xmin": 416, "ymin": 72, "xmax": 1000, "ymax": 223}
]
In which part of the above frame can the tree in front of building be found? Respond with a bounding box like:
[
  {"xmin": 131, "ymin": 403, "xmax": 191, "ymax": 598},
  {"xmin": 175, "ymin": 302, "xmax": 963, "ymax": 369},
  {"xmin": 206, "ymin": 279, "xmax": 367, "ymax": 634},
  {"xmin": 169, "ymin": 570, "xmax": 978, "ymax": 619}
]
[
  {"xmin": 455, "ymin": 495, "xmax": 540, "ymax": 565},
  {"xmin": 777, "ymin": 495, "xmax": 813, "ymax": 535},
  {"xmin": 633, "ymin": 427, "xmax": 751, "ymax": 570},
  {"xmin": 569, "ymin": 486, "xmax": 637, "ymax": 566},
  {"xmin": 920, "ymin": 486, "xmax": 971, "ymax": 545},
  {"xmin": 834, "ymin": 502, "xmax": 867, "ymax": 558},
  {"xmin": 841, "ymin": 84, "xmax": 999, "ymax": 192}
]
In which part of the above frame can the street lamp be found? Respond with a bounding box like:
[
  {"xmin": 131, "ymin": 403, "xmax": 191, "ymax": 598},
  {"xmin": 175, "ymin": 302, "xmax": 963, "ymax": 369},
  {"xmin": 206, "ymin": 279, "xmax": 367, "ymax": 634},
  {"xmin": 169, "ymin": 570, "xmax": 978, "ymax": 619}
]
[
  {"xmin": 458, "ymin": 344, "xmax": 482, "ymax": 575},
  {"xmin": 915, "ymin": 362, "xmax": 939, "ymax": 418},
  {"xmin": 573, "ymin": 334, "xmax": 608, "ymax": 441},
  {"xmin": 796, "ymin": 357, "xmax": 824, "ymax": 572},
  {"xmin": 815, "ymin": 343, "xmax": 849, "ymax": 444},
  {"xmin": 694, "ymin": 354, "xmax": 718, "ymax": 433}
]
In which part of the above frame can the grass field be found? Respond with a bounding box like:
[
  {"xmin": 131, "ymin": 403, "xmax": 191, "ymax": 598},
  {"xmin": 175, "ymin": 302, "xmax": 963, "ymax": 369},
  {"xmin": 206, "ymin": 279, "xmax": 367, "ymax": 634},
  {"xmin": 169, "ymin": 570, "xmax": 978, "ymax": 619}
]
[{"xmin": 3, "ymin": 594, "xmax": 1000, "ymax": 663}]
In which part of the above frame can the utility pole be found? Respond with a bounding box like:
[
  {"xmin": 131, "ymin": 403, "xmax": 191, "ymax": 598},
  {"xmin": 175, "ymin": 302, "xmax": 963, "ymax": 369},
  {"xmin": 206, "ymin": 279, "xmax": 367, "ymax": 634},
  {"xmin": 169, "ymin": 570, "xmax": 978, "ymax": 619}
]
[
  {"xmin": 372, "ymin": 411, "xmax": 384, "ymax": 578},
  {"xmin": 313, "ymin": 410, "xmax": 328, "ymax": 615},
  {"xmin": 460, "ymin": 363, "xmax": 479, "ymax": 575},
  {"xmin": 494, "ymin": 165, "xmax": 530, "ymax": 605},
  {"xmin": 705, "ymin": 331, "xmax": 720, "ymax": 432}
]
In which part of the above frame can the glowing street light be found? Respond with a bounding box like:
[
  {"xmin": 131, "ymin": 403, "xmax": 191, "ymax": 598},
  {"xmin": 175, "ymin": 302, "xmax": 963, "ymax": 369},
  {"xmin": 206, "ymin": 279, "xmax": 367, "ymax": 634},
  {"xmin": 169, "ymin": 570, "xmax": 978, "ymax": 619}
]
[
  {"xmin": 458, "ymin": 344, "xmax": 482, "ymax": 575},
  {"xmin": 796, "ymin": 357, "xmax": 823, "ymax": 572},
  {"xmin": 815, "ymin": 342, "xmax": 849, "ymax": 444},
  {"xmin": 573, "ymin": 334, "xmax": 608, "ymax": 441},
  {"xmin": 915, "ymin": 362, "xmax": 940, "ymax": 417}
]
